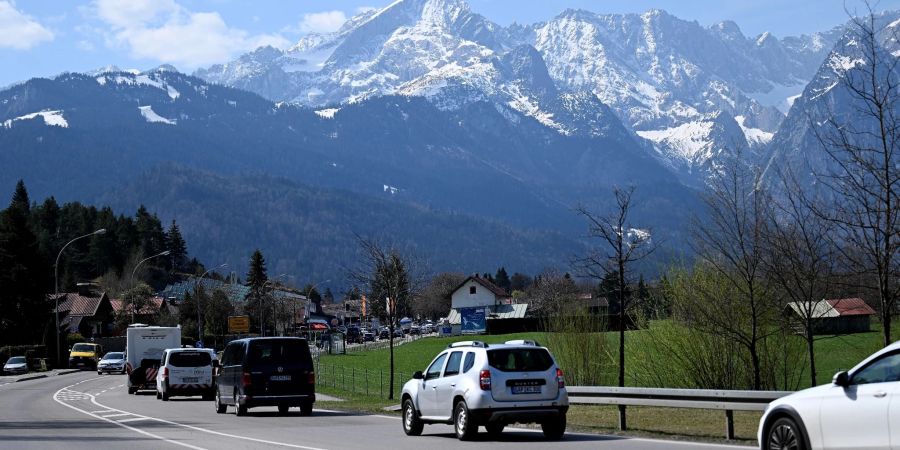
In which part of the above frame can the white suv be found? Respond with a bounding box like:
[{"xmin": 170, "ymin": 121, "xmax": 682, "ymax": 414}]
[
  {"xmin": 156, "ymin": 348, "xmax": 216, "ymax": 401},
  {"xmin": 401, "ymin": 340, "xmax": 568, "ymax": 440}
]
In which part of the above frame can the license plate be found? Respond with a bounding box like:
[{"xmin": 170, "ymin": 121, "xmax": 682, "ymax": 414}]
[
  {"xmin": 270, "ymin": 375, "xmax": 291, "ymax": 381},
  {"xmin": 511, "ymin": 385, "xmax": 541, "ymax": 394},
  {"xmin": 182, "ymin": 377, "xmax": 199, "ymax": 383}
]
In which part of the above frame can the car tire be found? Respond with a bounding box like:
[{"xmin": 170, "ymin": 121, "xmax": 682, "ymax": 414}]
[
  {"xmin": 767, "ymin": 417, "xmax": 806, "ymax": 450},
  {"xmin": 235, "ymin": 392, "xmax": 247, "ymax": 416},
  {"xmin": 128, "ymin": 387, "xmax": 137, "ymax": 395},
  {"xmin": 98, "ymin": 371, "xmax": 102, "ymax": 375},
  {"xmin": 454, "ymin": 400, "xmax": 477, "ymax": 441},
  {"xmin": 541, "ymin": 415, "xmax": 566, "ymax": 440},
  {"xmin": 215, "ymin": 389, "xmax": 226, "ymax": 414},
  {"xmin": 485, "ymin": 423, "xmax": 505, "ymax": 438},
  {"xmin": 278, "ymin": 405, "xmax": 290, "ymax": 415},
  {"xmin": 299, "ymin": 401, "xmax": 313, "ymax": 417},
  {"xmin": 156, "ymin": 391, "xmax": 162, "ymax": 400},
  {"xmin": 161, "ymin": 386, "xmax": 170, "ymax": 401},
  {"xmin": 402, "ymin": 399, "xmax": 424, "ymax": 436}
]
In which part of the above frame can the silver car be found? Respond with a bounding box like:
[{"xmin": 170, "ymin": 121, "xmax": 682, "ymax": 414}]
[
  {"xmin": 3, "ymin": 356, "xmax": 28, "ymax": 375},
  {"xmin": 401, "ymin": 340, "xmax": 569, "ymax": 440},
  {"xmin": 97, "ymin": 352, "xmax": 126, "ymax": 375}
]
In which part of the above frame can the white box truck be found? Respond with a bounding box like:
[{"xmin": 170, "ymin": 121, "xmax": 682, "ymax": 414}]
[{"xmin": 126, "ymin": 325, "xmax": 181, "ymax": 394}]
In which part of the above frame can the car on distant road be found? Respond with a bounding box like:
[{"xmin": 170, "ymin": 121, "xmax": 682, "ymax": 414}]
[
  {"xmin": 347, "ymin": 326, "xmax": 362, "ymax": 344},
  {"xmin": 363, "ymin": 332, "xmax": 375, "ymax": 342},
  {"xmin": 379, "ymin": 328, "xmax": 390, "ymax": 340},
  {"xmin": 3, "ymin": 356, "xmax": 28, "ymax": 375},
  {"xmin": 401, "ymin": 340, "xmax": 568, "ymax": 440},
  {"xmin": 394, "ymin": 329, "xmax": 404, "ymax": 338},
  {"xmin": 69, "ymin": 342, "xmax": 103, "ymax": 370},
  {"xmin": 215, "ymin": 337, "xmax": 315, "ymax": 416},
  {"xmin": 97, "ymin": 352, "xmax": 126, "ymax": 375},
  {"xmin": 759, "ymin": 341, "xmax": 900, "ymax": 450}
]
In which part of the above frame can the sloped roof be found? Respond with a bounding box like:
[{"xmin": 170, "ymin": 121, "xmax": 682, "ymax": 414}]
[
  {"xmin": 787, "ymin": 298, "xmax": 875, "ymax": 319},
  {"xmin": 53, "ymin": 292, "xmax": 106, "ymax": 316},
  {"xmin": 110, "ymin": 296, "xmax": 164, "ymax": 314},
  {"xmin": 452, "ymin": 276, "xmax": 509, "ymax": 298},
  {"xmin": 827, "ymin": 298, "xmax": 876, "ymax": 316}
]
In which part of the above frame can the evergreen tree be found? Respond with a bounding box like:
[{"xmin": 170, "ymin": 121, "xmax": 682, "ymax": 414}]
[
  {"xmin": 494, "ymin": 267, "xmax": 511, "ymax": 293},
  {"xmin": 165, "ymin": 220, "xmax": 188, "ymax": 272},
  {"xmin": 301, "ymin": 284, "xmax": 322, "ymax": 303},
  {"xmin": 510, "ymin": 272, "xmax": 532, "ymax": 292},
  {"xmin": 245, "ymin": 249, "xmax": 268, "ymax": 333},
  {"xmin": 0, "ymin": 181, "xmax": 48, "ymax": 344},
  {"xmin": 135, "ymin": 206, "xmax": 166, "ymax": 256}
]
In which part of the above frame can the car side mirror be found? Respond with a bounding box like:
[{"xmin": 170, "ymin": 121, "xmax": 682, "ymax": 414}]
[
  {"xmin": 412, "ymin": 371, "xmax": 424, "ymax": 380},
  {"xmin": 833, "ymin": 371, "xmax": 850, "ymax": 388}
]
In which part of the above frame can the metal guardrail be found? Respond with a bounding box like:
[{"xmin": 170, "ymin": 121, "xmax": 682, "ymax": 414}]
[{"xmin": 567, "ymin": 386, "xmax": 793, "ymax": 440}]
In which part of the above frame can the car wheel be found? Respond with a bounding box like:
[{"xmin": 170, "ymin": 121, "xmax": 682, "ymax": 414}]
[
  {"xmin": 454, "ymin": 400, "xmax": 477, "ymax": 441},
  {"xmin": 767, "ymin": 417, "xmax": 805, "ymax": 450},
  {"xmin": 128, "ymin": 387, "xmax": 137, "ymax": 395},
  {"xmin": 156, "ymin": 391, "xmax": 162, "ymax": 400},
  {"xmin": 161, "ymin": 386, "xmax": 170, "ymax": 401},
  {"xmin": 234, "ymin": 392, "xmax": 247, "ymax": 416},
  {"xmin": 215, "ymin": 389, "xmax": 226, "ymax": 414},
  {"xmin": 541, "ymin": 415, "xmax": 566, "ymax": 440},
  {"xmin": 278, "ymin": 405, "xmax": 290, "ymax": 415},
  {"xmin": 402, "ymin": 399, "xmax": 424, "ymax": 436},
  {"xmin": 485, "ymin": 423, "xmax": 504, "ymax": 438},
  {"xmin": 98, "ymin": 371, "xmax": 102, "ymax": 375},
  {"xmin": 299, "ymin": 401, "xmax": 313, "ymax": 417}
]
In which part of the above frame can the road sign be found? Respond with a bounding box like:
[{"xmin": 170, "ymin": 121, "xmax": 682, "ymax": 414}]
[{"xmin": 228, "ymin": 315, "xmax": 250, "ymax": 333}]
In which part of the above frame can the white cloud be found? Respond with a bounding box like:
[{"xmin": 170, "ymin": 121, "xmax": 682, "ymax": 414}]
[
  {"xmin": 0, "ymin": 1, "xmax": 54, "ymax": 50},
  {"xmin": 299, "ymin": 10, "xmax": 347, "ymax": 34},
  {"xmin": 92, "ymin": 0, "xmax": 289, "ymax": 69}
]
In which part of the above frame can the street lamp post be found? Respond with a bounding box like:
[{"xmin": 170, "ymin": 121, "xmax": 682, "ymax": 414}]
[
  {"xmin": 129, "ymin": 250, "xmax": 171, "ymax": 323},
  {"xmin": 196, "ymin": 263, "xmax": 227, "ymax": 347},
  {"xmin": 54, "ymin": 228, "xmax": 106, "ymax": 367}
]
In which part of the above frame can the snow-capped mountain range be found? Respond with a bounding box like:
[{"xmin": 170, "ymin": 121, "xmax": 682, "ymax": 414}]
[{"xmin": 196, "ymin": 0, "xmax": 843, "ymax": 183}]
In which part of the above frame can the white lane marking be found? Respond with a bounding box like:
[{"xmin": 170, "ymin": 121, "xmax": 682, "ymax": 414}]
[
  {"xmin": 55, "ymin": 378, "xmax": 330, "ymax": 450},
  {"xmin": 102, "ymin": 413, "xmax": 131, "ymax": 418},
  {"xmin": 118, "ymin": 417, "xmax": 147, "ymax": 423},
  {"xmin": 53, "ymin": 386, "xmax": 205, "ymax": 450},
  {"xmin": 92, "ymin": 409, "xmax": 116, "ymax": 413}
]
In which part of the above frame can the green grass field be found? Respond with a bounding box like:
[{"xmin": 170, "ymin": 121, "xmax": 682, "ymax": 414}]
[{"xmin": 312, "ymin": 320, "xmax": 900, "ymax": 443}]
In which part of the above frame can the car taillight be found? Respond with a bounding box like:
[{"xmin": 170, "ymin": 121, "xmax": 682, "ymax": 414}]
[
  {"xmin": 242, "ymin": 372, "xmax": 252, "ymax": 386},
  {"xmin": 308, "ymin": 372, "xmax": 315, "ymax": 385},
  {"xmin": 556, "ymin": 368, "xmax": 565, "ymax": 388},
  {"xmin": 479, "ymin": 370, "xmax": 491, "ymax": 390},
  {"xmin": 162, "ymin": 367, "xmax": 169, "ymax": 379}
]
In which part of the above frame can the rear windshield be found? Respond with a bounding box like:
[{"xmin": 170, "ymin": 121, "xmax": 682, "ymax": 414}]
[
  {"xmin": 248, "ymin": 339, "xmax": 311, "ymax": 365},
  {"xmin": 168, "ymin": 351, "xmax": 212, "ymax": 367},
  {"xmin": 103, "ymin": 352, "xmax": 124, "ymax": 360},
  {"xmin": 72, "ymin": 344, "xmax": 95, "ymax": 352},
  {"xmin": 487, "ymin": 348, "xmax": 553, "ymax": 372},
  {"xmin": 7, "ymin": 356, "xmax": 25, "ymax": 363}
]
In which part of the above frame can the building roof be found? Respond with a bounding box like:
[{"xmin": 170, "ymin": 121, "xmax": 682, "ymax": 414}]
[
  {"xmin": 110, "ymin": 296, "xmax": 164, "ymax": 315},
  {"xmin": 827, "ymin": 298, "xmax": 876, "ymax": 316},
  {"xmin": 452, "ymin": 276, "xmax": 509, "ymax": 299},
  {"xmin": 447, "ymin": 304, "xmax": 527, "ymax": 325},
  {"xmin": 787, "ymin": 298, "xmax": 875, "ymax": 319},
  {"xmin": 52, "ymin": 292, "xmax": 106, "ymax": 316}
]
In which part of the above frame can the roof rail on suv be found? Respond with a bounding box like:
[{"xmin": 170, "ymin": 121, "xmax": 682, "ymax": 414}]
[
  {"xmin": 504, "ymin": 339, "xmax": 541, "ymax": 346},
  {"xmin": 447, "ymin": 341, "xmax": 488, "ymax": 349}
]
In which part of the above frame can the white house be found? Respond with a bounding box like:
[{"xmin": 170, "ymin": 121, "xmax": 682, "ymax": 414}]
[{"xmin": 446, "ymin": 275, "xmax": 526, "ymax": 330}]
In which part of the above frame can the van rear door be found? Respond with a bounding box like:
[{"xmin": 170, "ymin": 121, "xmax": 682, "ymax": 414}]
[
  {"xmin": 487, "ymin": 347, "xmax": 559, "ymax": 402},
  {"xmin": 246, "ymin": 339, "xmax": 314, "ymax": 396},
  {"xmin": 168, "ymin": 351, "xmax": 213, "ymax": 386}
]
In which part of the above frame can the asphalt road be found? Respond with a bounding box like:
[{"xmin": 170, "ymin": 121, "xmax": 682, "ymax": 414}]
[{"xmin": 0, "ymin": 372, "xmax": 755, "ymax": 450}]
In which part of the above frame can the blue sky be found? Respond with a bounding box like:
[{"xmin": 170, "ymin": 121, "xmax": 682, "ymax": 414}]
[{"xmin": 2, "ymin": 0, "xmax": 898, "ymax": 87}]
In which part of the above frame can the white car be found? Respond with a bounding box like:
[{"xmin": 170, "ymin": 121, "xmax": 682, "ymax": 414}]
[
  {"xmin": 3, "ymin": 356, "xmax": 28, "ymax": 375},
  {"xmin": 759, "ymin": 340, "xmax": 900, "ymax": 450},
  {"xmin": 401, "ymin": 340, "xmax": 568, "ymax": 440},
  {"xmin": 155, "ymin": 348, "xmax": 215, "ymax": 401},
  {"xmin": 97, "ymin": 352, "xmax": 126, "ymax": 374}
]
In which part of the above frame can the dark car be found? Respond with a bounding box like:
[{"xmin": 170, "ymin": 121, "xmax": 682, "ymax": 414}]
[
  {"xmin": 379, "ymin": 328, "xmax": 390, "ymax": 340},
  {"xmin": 214, "ymin": 337, "xmax": 315, "ymax": 416},
  {"xmin": 346, "ymin": 326, "xmax": 362, "ymax": 344}
]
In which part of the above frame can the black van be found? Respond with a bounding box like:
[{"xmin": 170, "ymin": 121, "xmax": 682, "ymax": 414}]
[{"xmin": 214, "ymin": 337, "xmax": 315, "ymax": 416}]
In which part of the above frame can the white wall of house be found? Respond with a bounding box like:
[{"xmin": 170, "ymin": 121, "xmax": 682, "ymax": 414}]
[{"xmin": 451, "ymin": 280, "xmax": 499, "ymax": 309}]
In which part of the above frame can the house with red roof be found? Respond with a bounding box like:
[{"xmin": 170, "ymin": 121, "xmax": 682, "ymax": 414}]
[
  {"xmin": 785, "ymin": 297, "xmax": 877, "ymax": 334},
  {"xmin": 51, "ymin": 290, "xmax": 115, "ymax": 338}
]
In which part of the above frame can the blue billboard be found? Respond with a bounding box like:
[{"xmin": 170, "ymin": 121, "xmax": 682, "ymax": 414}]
[{"xmin": 460, "ymin": 307, "xmax": 486, "ymax": 334}]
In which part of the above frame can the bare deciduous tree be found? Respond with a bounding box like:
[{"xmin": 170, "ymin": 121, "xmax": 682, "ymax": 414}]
[
  {"xmin": 349, "ymin": 236, "xmax": 422, "ymax": 399},
  {"xmin": 812, "ymin": 6, "xmax": 900, "ymax": 346},
  {"xmin": 575, "ymin": 186, "xmax": 654, "ymax": 389},
  {"xmin": 692, "ymin": 155, "xmax": 776, "ymax": 390}
]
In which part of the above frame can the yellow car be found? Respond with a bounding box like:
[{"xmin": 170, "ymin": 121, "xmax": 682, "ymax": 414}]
[{"xmin": 69, "ymin": 343, "xmax": 104, "ymax": 370}]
